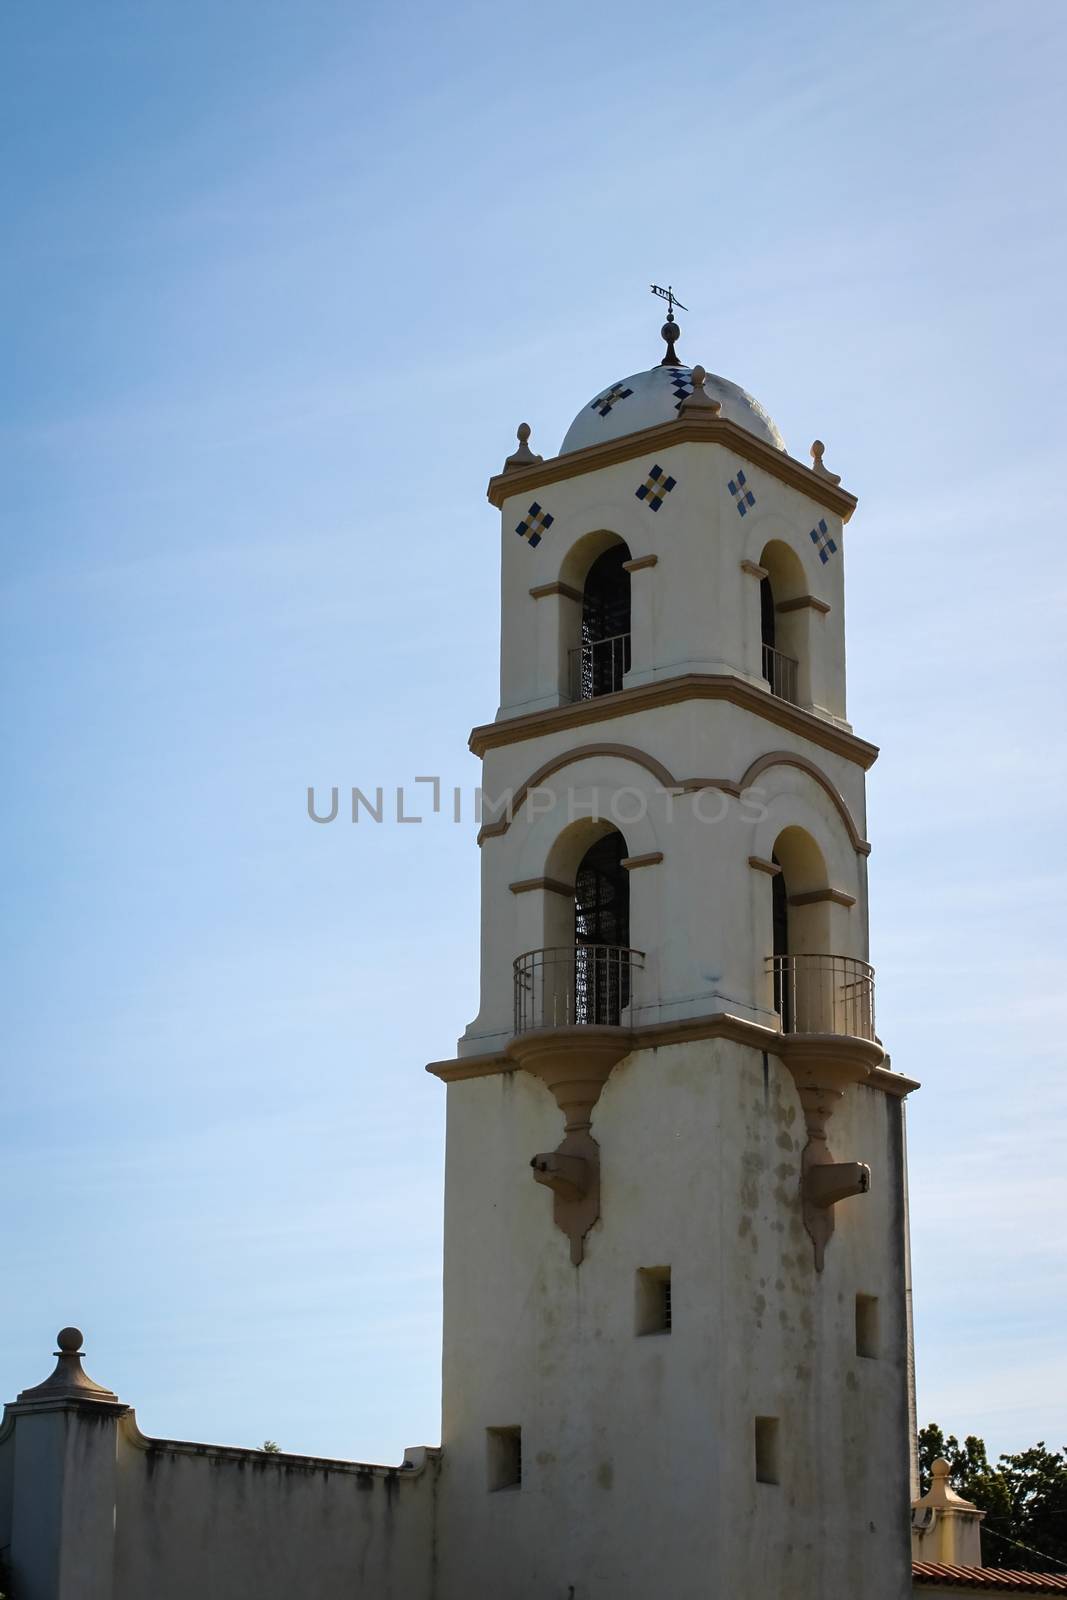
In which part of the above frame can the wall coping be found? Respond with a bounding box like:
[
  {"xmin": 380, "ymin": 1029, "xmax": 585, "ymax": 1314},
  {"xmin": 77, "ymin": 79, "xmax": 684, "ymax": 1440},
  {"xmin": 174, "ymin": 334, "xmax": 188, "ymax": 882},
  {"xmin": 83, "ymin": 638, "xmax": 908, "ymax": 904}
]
[{"xmin": 119, "ymin": 1411, "xmax": 440, "ymax": 1480}]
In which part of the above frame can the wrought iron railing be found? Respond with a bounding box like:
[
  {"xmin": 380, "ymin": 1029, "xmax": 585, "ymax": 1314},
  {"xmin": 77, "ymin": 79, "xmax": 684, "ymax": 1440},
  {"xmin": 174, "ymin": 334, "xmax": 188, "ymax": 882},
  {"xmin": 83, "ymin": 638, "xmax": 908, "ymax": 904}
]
[
  {"xmin": 768, "ymin": 953, "xmax": 875, "ymax": 1040},
  {"xmin": 568, "ymin": 632, "xmax": 630, "ymax": 701},
  {"xmin": 762, "ymin": 643, "xmax": 799, "ymax": 705},
  {"xmin": 514, "ymin": 944, "xmax": 644, "ymax": 1033}
]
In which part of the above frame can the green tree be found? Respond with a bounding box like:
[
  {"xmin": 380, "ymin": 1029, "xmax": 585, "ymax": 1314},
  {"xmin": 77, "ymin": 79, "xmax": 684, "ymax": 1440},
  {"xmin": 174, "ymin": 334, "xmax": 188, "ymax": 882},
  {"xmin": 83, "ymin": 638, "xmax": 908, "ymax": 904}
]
[{"xmin": 918, "ymin": 1424, "xmax": 1067, "ymax": 1572}]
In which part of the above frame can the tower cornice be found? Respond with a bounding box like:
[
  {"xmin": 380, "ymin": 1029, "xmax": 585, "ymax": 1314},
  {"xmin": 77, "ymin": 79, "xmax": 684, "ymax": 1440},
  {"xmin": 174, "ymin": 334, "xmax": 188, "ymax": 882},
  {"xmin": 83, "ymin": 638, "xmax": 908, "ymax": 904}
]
[
  {"xmin": 488, "ymin": 413, "xmax": 858, "ymax": 522},
  {"xmin": 469, "ymin": 672, "xmax": 879, "ymax": 770},
  {"xmin": 426, "ymin": 1013, "xmax": 920, "ymax": 1097}
]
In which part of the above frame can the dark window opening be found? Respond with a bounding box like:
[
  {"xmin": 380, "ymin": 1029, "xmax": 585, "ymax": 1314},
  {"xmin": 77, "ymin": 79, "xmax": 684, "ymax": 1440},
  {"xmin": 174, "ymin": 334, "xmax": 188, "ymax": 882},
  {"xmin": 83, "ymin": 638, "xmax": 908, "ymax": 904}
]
[
  {"xmin": 755, "ymin": 1416, "xmax": 780, "ymax": 1485},
  {"xmin": 760, "ymin": 573, "xmax": 798, "ymax": 702},
  {"xmin": 574, "ymin": 832, "xmax": 630, "ymax": 1024},
  {"xmin": 771, "ymin": 856, "xmax": 791, "ymax": 1030},
  {"xmin": 636, "ymin": 1266, "xmax": 672, "ymax": 1336},
  {"xmin": 760, "ymin": 574, "xmax": 776, "ymax": 657},
  {"xmin": 573, "ymin": 545, "xmax": 631, "ymax": 699},
  {"xmin": 855, "ymin": 1294, "xmax": 880, "ymax": 1359},
  {"xmin": 486, "ymin": 1426, "xmax": 522, "ymax": 1491}
]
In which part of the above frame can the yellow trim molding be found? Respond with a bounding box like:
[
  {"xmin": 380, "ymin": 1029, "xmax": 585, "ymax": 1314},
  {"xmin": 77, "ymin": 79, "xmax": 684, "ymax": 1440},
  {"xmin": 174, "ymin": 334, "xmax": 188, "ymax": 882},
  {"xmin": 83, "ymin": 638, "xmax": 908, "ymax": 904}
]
[
  {"xmin": 470, "ymin": 673, "xmax": 878, "ymax": 769},
  {"xmin": 622, "ymin": 852, "xmax": 664, "ymax": 871},
  {"xmin": 777, "ymin": 594, "xmax": 831, "ymax": 616},
  {"xmin": 427, "ymin": 1013, "xmax": 919, "ymax": 1095},
  {"xmin": 478, "ymin": 742, "xmax": 870, "ymax": 855},
  {"xmin": 788, "ymin": 888, "xmax": 857, "ymax": 908},
  {"xmin": 487, "ymin": 412, "xmax": 858, "ymax": 522},
  {"xmin": 529, "ymin": 581, "xmax": 582, "ymax": 603},
  {"xmin": 509, "ymin": 877, "xmax": 573, "ymax": 897}
]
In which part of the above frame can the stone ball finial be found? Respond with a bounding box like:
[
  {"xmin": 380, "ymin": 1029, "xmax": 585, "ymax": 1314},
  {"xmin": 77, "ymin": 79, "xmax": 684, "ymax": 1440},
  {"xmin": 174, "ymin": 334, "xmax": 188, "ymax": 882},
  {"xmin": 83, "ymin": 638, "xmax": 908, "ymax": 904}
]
[
  {"xmin": 15, "ymin": 1325, "xmax": 121, "ymax": 1406},
  {"xmin": 810, "ymin": 438, "xmax": 842, "ymax": 485},
  {"xmin": 932, "ymin": 1457, "xmax": 951, "ymax": 1477},
  {"xmin": 503, "ymin": 421, "xmax": 542, "ymax": 472},
  {"xmin": 679, "ymin": 364, "xmax": 722, "ymax": 415}
]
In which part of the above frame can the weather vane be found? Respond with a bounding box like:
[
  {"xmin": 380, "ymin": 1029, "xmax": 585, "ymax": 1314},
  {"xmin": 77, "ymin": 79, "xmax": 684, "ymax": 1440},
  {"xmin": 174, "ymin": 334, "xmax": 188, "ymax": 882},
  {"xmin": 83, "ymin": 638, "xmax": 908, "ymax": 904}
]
[
  {"xmin": 651, "ymin": 284, "xmax": 688, "ymax": 365},
  {"xmin": 650, "ymin": 283, "xmax": 688, "ymax": 318}
]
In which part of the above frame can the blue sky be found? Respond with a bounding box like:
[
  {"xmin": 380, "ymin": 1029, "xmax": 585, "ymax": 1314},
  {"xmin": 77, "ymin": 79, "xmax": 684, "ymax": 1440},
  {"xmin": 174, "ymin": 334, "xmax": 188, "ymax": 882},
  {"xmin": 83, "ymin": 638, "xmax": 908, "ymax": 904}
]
[{"xmin": 3, "ymin": 0, "xmax": 1065, "ymax": 1463}]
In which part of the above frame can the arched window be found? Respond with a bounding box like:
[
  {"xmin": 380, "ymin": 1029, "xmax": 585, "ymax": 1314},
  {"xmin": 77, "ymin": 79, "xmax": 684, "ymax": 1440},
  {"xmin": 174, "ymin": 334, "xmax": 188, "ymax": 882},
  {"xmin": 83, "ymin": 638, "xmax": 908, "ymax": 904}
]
[
  {"xmin": 572, "ymin": 544, "xmax": 631, "ymax": 700},
  {"xmin": 767, "ymin": 827, "xmax": 871, "ymax": 1037},
  {"xmin": 515, "ymin": 821, "xmax": 641, "ymax": 1032},
  {"xmin": 758, "ymin": 542, "xmax": 804, "ymax": 705},
  {"xmin": 574, "ymin": 831, "xmax": 630, "ymax": 1024}
]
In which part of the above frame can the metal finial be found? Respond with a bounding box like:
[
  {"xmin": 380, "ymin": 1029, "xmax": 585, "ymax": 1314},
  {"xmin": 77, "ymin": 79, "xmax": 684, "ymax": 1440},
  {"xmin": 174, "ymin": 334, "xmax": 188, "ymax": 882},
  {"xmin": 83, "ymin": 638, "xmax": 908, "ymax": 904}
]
[{"xmin": 651, "ymin": 284, "xmax": 688, "ymax": 366}]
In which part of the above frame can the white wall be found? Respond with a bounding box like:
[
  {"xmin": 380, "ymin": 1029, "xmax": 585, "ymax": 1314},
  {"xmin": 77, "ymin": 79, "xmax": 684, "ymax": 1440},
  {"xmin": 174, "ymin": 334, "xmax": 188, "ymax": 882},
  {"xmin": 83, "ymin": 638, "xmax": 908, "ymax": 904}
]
[
  {"xmin": 497, "ymin": 439, "xmax": 849, "ymax": 724},
  {"xmin": 0, "ymin": 1406, "xmax": 438, "ymax": 1600},
  {"xmin": 436, "ymin": 1040, "xmax": 913, "ymax": 1600}
]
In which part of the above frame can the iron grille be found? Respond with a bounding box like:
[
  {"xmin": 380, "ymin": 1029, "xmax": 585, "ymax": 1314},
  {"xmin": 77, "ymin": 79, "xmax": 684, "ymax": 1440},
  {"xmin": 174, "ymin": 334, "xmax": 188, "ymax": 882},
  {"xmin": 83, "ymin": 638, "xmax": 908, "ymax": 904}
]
[
  {"xmin": 513, "ymin": 945, "xmax": 644, "ymax": 1034},
  {"xmin": 768, "ymin": 953, "xmax": 876, "ymax": 1040}
]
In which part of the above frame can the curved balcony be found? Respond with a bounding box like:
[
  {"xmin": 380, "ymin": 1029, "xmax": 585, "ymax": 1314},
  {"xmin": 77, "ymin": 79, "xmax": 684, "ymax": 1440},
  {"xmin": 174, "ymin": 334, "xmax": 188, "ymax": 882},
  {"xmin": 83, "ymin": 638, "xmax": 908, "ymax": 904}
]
[
  {"xmin": 768, "ymin": 953, "xmax": 875, "ymax": 1041},
  {"xmin": 514, "ymin": 944, "xmax": 644, "ymax": 1034}
]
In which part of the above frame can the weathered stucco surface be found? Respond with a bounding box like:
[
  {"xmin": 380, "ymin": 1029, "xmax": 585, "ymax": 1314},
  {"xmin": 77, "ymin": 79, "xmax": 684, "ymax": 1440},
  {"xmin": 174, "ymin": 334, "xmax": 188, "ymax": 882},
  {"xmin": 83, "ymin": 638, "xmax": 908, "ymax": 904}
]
[
  {"xmin": 436, "ymin": 1040, "xmax": 913, "ymax": 1599},
  {"xmin": 0, "ymin": 1409, "xmax": 438, "ymax": 1600}
]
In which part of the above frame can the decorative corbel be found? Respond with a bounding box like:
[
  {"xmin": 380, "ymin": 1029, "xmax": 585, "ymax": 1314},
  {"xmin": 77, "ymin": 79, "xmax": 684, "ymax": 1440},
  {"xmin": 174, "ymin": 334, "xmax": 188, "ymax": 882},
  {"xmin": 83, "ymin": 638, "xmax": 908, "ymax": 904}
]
[
  {"xmin": 780, "ymin": 1037, "xmax": 877, "ymax": 1269},
  {"xmin": 509, "ymin": 1028, "xmax": 633, "ymax": 1264}
]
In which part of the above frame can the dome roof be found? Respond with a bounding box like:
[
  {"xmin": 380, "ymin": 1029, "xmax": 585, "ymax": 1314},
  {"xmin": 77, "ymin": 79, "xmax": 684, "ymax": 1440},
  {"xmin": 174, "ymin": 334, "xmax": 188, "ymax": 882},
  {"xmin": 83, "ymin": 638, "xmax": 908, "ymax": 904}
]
[{"xmin": 560, "ymin": 363, "xmax": 786, "ymax": 456}]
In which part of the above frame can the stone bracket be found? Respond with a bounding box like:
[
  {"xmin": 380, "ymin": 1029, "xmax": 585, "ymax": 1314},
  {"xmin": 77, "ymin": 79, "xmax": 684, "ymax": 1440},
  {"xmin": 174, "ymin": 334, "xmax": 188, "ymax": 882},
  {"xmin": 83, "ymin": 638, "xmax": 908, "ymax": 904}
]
[
  {"xmin": 507, "ymin": 1026, "xmax": 632, "ymax": 1267},
  {"xmin": 781, "ymin": 1036, "xmax": 879, "ymax": 1270},
  {"xmin": 531, "ymin": 1133, "xmax": 601, "ymax": 1266}
]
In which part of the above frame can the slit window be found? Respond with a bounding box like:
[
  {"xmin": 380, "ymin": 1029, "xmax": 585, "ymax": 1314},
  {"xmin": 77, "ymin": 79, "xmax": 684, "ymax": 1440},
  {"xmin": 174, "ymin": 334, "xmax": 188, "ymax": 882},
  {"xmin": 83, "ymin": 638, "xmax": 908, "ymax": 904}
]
[
  {"xmin": 486, "ymin": 1425, "xmax": 522, "ymax": 1491},
  {"xmin": 636, "ymin": 1266, "xmax": 672, "ymax": 1335},
  {"xmin": 855, "ymin": 1294, "xmax": 880, "ymax": 1359},
  {"xmin": 754, "ymin": 1416, "xmax": 780, "ymax": 1485}
]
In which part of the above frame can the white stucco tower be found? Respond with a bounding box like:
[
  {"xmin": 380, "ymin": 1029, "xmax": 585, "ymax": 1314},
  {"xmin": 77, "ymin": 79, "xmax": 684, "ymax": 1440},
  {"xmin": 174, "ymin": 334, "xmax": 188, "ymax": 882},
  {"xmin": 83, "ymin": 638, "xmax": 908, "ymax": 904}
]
[{"xmin": 429, "ymin": 307, "xmax": 919, "ymax": 1600}]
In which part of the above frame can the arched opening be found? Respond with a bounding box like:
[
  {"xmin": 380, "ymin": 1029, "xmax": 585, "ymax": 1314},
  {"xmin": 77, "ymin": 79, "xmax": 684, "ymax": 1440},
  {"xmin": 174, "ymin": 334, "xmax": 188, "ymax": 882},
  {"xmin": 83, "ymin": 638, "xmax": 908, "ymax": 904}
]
[
  {"xmin": 516, "ymin": 821, "xmax": 640, "ymax": 1031},
  {"xmin": 565, "ymin": 539, "xmax": 631, "ymax": 700},
  {"xmin": 759, "ymin": 541, "xmax": 806, "ymax": 705},
  {"xmin": 768, "ymin": 827, "xmax": 872, "ymax": 1037}
]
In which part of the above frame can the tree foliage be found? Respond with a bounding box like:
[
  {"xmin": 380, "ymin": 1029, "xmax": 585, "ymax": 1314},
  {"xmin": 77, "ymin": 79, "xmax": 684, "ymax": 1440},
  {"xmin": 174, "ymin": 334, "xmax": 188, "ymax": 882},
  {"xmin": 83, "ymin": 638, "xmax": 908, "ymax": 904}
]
[{"xmin": 919, "ymin": 1423, "xmax": 1067, "ymax": 1572}]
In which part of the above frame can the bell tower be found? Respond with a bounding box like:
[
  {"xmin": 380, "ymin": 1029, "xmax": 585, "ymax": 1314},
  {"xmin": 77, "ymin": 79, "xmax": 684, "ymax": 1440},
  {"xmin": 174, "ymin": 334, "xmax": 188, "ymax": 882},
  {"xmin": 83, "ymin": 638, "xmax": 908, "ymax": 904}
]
[{"xmin": 429, "ymin": 306, "xmax": 919, "ymax": 1599}]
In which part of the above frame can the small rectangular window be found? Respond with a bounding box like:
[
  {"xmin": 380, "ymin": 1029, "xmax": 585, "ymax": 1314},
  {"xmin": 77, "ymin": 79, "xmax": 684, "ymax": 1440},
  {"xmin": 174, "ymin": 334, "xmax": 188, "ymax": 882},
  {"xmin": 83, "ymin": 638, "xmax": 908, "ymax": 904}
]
[
  {"xmin": 855, "ymin": 1294, "xmax": 880, "ymax": 1359},
  {"xmin": 486, "ymin": 1426, "xmax": 522, "ymax": 1491},
  {"xmin": 635, "ymin": 1266, "xmax": 672, "ymax": 1335},
  {"xmin": 754, "ymin": 1416, "xmax": 780, "ymax": 1485}
]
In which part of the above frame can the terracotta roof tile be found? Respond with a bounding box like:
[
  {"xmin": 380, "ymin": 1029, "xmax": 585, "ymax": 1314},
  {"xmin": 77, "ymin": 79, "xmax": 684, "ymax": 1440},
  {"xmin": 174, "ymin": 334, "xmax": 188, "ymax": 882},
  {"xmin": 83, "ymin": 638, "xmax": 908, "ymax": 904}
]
[{"xmin": 914, "ymin": 1563, "xmax": 1067, "ymax": 1592}]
